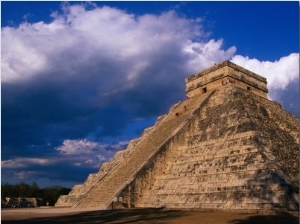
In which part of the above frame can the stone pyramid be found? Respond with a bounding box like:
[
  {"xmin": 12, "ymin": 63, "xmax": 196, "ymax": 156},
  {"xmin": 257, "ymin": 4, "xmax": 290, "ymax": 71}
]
[{"xmin": 56, "ymin": 60, "xmax": 299, "ymax": 210}]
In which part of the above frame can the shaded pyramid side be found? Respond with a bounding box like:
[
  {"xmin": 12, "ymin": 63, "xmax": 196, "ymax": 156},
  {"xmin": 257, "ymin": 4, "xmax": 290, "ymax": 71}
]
[{"xmin": 114, "ymin": 85, "xmax": 298, "ymax": 210}]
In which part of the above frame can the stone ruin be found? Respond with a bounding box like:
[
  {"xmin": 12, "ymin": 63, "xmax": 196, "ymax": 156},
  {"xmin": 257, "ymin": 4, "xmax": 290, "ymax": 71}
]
[
  {"xmin": 2, "ymin": 197, "xmax": 43, "ymax": 208},
  {"xmin": 56, "ymin": 60, "xmax": 299, "ymax": 210}
]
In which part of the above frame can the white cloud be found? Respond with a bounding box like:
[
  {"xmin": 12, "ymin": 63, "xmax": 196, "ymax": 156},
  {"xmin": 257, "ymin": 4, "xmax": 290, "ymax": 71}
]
[
  {"xmin": 183, "ymin": 39, "xmax": 237, "ymax": 73},
  {"xmin": 1, "ymin": 157, "xmax": 54, "ymax": 168},
  {"xmin": 13, "ymin": 171, "xmax": 40, "ymax": 180},
  {"xmin": 97, "ymin": 155, "xmax": 107, "ymax": 161},
  {"xmin": 1, "ymin": 26, "xmax": 48, "ymax": 82},
  {"xmin": 55, "ymin": 139, "xmax": 106, "ymax": 155},
  {"xmin": 110, "ymin": 141, "xmax": 129, "ymax": 151},
  {"xmin": 55, "ymin": 138, "xmax": 128, "ymax": 168}
]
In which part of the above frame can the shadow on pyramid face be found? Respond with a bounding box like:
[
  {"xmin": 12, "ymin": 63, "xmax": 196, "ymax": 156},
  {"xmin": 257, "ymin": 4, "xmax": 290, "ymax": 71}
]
[{"xmin": 246, "ymin": 169, "xmax": 299, "ymax": 211}]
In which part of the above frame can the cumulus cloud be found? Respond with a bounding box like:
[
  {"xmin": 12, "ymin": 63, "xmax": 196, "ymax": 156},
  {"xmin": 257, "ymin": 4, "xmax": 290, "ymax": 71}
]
[
  {"xmin": 1, "ymin": 4, "xmax": 231, "ymax": 85},
  {"xmin": 13, "ymin": 171, "xmax": 41, "ymax": 180},
  {"xmin": 56, "ymin": 139, "xmax": 106, "ymax": 155},
  {"xmin": 1, "ymin": 157, "xmax": 54, "ymax": 169},
  {"xmin": 55, "ymin": 138, "xmax": 112, "ymax": 168},
  {"xmin": 183, "ymin": 39, "xmax": 237, "ymax": 73},
  {"xmin": 55, "ymin": 138, "xmax": 128, "ymax": 168},
  {"xmin": 55, "ymin": 139, "xmax": 127, "ymax": 156}
]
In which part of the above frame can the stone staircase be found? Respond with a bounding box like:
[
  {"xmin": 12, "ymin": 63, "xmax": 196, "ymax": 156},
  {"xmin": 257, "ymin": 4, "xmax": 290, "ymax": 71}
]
[
  {"xmin": 55, "ymin": 138, "xmax": 142, "ymax": 207},
  {"xmin": 75, "ymin": 91, "xmax": 215, "ymax": 209}
]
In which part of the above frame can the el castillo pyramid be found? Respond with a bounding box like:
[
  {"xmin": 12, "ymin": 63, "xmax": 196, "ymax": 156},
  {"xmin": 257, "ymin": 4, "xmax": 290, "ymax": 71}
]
[{"xmin": 56, "ymin": 60, "xmax": 299, "ymax": 210}]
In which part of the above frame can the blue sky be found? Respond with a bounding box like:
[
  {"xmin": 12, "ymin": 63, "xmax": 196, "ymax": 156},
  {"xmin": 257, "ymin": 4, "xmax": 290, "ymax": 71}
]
[{"xmin": 1, "ymin": 1, "xmax": 299, "ymax": 187}]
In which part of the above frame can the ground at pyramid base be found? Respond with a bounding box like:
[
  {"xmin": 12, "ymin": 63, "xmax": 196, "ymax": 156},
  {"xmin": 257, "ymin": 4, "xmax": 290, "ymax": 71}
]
[{"xmin": 56, "ymin": 60, "xmax": 299, "ymax": 211}]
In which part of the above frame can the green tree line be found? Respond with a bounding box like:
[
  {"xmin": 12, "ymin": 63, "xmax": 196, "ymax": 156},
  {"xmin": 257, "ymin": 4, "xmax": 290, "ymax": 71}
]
[{"xmin": 1, "ymin": 182, "xmax": 71, "ymax": 206}]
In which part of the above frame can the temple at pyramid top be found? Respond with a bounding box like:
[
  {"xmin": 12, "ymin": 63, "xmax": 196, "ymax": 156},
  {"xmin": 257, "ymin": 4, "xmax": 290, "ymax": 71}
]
[{"xmin": 185, "ymin": 60, "xmax": 268, "ymax": 99}]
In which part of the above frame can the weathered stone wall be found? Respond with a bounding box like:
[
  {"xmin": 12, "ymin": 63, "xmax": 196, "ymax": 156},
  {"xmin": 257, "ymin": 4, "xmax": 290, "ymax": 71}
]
[
  {"xmin": 2, "ymin": 197, "xmax": 43, "ymax": 208},
  {"xmin": 186, "ymin": 61, "xmax": 267, "ymax": 84},
  {"xmin": 185, "ymin": 60, "xmax": 268, "ymax": 99}
]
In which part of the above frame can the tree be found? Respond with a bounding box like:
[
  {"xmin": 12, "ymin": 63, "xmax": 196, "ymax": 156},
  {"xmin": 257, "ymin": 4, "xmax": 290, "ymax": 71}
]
[
  {"xmin": 15, "ymin": 182, "xmax": 30, "ymax": 197},
  {"xmin": 54, "ymin": 187, "xmax": 71, "ymax": 203},
  {"xmin": 1, "ymin": 182, "xmax": 71, "ymax": 206},
  {"xmin": 28, "ymin": 182, "xmax": 41, "ymax": 198}
]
